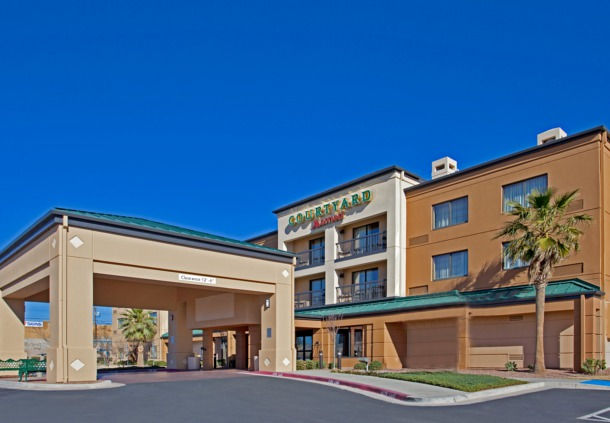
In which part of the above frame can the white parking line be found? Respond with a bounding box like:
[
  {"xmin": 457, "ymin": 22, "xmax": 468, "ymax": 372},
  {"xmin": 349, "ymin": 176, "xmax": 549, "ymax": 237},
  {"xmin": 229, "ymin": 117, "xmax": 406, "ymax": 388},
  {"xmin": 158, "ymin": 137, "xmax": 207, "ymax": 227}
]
[{"xmin": 578, "ymin": 406, "xmax": 610, "ymax": 421}]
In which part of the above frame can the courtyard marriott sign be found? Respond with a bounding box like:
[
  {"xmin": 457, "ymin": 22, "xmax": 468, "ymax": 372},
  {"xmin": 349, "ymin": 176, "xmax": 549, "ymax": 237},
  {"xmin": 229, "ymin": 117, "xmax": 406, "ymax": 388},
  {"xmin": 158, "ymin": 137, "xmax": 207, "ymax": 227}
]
[{"xmin": 288, "ymin": 190, "xmax": 372, "ymax": 229}]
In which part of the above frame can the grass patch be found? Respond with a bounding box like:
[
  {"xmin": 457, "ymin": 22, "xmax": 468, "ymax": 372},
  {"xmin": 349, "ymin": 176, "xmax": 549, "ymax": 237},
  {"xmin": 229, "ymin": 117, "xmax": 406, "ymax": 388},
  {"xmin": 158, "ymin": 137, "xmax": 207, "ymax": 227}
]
[{"xmin": 374, "ymin": 371, "xmax": 526, "ymax": 392}]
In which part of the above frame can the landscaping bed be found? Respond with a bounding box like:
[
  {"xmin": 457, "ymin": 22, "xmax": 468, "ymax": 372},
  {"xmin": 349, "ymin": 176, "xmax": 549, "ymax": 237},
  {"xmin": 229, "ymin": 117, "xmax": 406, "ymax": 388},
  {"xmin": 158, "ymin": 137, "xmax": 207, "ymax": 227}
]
[{"xmin": 336, "ymin": 370, "xmax": 526, "ymax": 392}]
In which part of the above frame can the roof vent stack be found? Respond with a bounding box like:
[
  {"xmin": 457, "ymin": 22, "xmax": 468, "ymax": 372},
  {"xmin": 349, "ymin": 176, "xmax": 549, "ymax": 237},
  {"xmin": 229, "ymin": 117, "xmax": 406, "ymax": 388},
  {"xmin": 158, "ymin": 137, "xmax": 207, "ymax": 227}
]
[
  {"xmin": 431, "ymin": 157, "xmax": 458, "ymax": 179},
  {"xmin": 537, "ymin": 127, "xmax": 567, "ymax": 145}
]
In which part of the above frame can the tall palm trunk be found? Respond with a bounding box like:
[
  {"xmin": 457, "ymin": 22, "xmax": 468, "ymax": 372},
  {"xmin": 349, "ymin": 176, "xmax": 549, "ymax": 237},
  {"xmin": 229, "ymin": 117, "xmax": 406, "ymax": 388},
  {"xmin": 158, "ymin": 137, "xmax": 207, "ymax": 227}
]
[{"xmin": 534, "ymin": 283, "xmax": 546, "ymax": 374}]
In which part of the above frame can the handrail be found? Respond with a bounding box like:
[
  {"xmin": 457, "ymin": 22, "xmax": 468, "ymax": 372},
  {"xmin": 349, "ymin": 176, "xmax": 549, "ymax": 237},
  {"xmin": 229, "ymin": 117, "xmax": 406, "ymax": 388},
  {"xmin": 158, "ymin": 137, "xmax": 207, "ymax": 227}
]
[
  {"xmin": 294, "ymin": 289, "xmax": 326, "ymax": 309},
  {"xmin": 336, "ymin": 231, "xmax": 386, "ymax": 259},
  {"xmin": 295, "ymin": 246, "xmax": 325, "ymax": 268},
  {"xmin": 336, "ymin": 279, "xmax": 386, "ymax": 304}
]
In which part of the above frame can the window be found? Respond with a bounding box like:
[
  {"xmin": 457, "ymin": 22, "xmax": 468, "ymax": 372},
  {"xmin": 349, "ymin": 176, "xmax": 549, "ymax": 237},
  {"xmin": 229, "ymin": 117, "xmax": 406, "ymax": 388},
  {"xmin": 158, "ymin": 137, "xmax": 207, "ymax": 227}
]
[
  {"xmin": 336, "ymin": 328, "xmax": 350, "ymax": 357},
  {"xmin": 353, "ymin": 328, "xmax": 363, "ymax": 357},
  {"xmin": 503, "ymin": 175, "xmax": 547, "ymax": 212},
  {"xmin": 433, "ymin": 197, "xmax": 468, "ymax": 229},
  {"xmin": 335, "ymin": 327, "xmax": 366, "ymax": 357},
  {"xmin": 503, "ymin": 242, "xmax": 529, "ymax": 270},
  {"xmin": 433, "ymin": 250, "xmax": 468, "ymax": 280},
  {"xmin": 309, "ymin": 237, "xmax": 325, "ymax": 265},
  {"xmin": 352, "ymin": 268, "xmax": 379, "ymax": 284},
  {"xmin": 353, "ymin": 222, "xmax": 379, "ymax": 239},
  {"xmin": 309, "ymin": 278, "xmax": 325, "ymax": 306}
]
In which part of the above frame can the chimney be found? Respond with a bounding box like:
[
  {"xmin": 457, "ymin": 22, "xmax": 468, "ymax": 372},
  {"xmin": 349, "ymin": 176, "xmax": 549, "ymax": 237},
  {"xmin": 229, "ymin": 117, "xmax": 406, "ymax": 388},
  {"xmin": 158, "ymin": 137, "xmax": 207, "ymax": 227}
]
[
  {"xmin": 537, "ymin": 127, "xmax": 567, "ymax": 145},
  {"xmin": 431, "ymin": 157, "xmax": 458, "ymax": 179}
]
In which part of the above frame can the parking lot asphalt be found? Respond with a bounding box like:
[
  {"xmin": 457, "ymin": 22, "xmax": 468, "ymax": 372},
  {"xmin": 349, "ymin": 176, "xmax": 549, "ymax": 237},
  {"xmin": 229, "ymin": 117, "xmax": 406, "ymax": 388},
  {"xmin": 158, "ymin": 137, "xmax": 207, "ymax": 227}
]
[{"xmin": 0, "ymin": 373, "xmax": 608, "ymax": 423}]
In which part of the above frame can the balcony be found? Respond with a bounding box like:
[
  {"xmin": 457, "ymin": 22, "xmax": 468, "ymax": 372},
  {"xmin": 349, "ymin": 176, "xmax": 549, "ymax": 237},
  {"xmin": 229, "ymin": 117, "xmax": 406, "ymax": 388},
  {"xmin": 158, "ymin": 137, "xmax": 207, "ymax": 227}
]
[
  {"xmin": 294, "ymin": 290, "xmax": 326, "ymax": 310},
  {"xmin": 336, "ymin": 231, "xmax": 387, "ymax": 260},
  {"xmin": 295, "ymin": 246, "xmax": 325, "ymax": 269},
  {"xmin": 336, "ymin": 279, "xmax": 386, "ymax": 304}
]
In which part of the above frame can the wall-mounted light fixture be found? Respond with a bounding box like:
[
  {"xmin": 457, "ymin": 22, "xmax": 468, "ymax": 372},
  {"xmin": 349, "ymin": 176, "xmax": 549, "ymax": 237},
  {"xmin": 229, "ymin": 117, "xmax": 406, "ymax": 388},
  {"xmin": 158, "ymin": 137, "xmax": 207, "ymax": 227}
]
[
  {"xmin": 339, "ymin": 273, "xmax": 344, "ymax": 278},
  {"xmin": 265, "ymin": 298, "xmax": 271, "ymax": 309}
]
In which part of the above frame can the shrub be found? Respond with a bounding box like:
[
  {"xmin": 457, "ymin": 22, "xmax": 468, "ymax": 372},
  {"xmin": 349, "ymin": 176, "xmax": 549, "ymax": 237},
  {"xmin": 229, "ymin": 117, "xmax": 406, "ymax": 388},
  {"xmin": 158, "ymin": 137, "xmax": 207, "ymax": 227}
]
[
  {"xmin": 305, "ymin": 360, "xmax": 316, "ymax": 370},
  {"xmin": 316, "ymin": 361, "xmax": 326, "ymax": 369},
  {"xmin": 353, "ymin": 362, "xmax": 367, "ymax": 370},
  {"xmin": 582, "ymin": 359, "xmax": 607, "ymax": 375},
  {"xmin": 328, "ymin": 362, "xmax": 334, "ymax": 370},
  {"xmin": 369, "ymin": 360, "xmax": 383, "ymax": 371},
  {"xmin": 505, "ymin": 361, "xmax": 518, "ymax": 371},
  {"xmin": 296, "ymin": 360, "xmax": 306, "ymax": 370}
]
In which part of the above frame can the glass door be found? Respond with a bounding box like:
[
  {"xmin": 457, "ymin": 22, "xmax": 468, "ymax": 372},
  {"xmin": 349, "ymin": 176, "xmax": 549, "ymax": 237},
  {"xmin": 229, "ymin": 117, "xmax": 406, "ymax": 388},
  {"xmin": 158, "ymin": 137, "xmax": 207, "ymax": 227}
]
[{"xmin": 295, "ymin": 331, "xmax": 313, "ymax": 360}]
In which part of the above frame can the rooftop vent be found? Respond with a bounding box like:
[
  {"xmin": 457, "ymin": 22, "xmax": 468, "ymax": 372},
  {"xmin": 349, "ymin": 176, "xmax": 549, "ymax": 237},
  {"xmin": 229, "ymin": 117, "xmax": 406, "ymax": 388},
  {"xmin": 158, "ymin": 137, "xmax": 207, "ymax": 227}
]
[
  {"xmin": 431, "ymin": 157, "xmax": 458, "ymax": 179},
  {"xmin": 537, "ymin": 127, "xmax": 567, "ymax": 145}
]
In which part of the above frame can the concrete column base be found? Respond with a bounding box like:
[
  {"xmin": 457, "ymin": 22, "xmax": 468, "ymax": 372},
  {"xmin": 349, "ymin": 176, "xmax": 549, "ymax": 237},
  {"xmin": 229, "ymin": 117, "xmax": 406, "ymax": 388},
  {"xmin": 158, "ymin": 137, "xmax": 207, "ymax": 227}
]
[
  {"xmin": 47, "ymin": 346, "xmax": 97, "ymax": 383},
  {"xmin": 258, "ymin": 348, "xmax": 295, "ymax": 372},
  {"xmin": 167, "ymin": 352, "xmax": 191, "ymax": 370}
]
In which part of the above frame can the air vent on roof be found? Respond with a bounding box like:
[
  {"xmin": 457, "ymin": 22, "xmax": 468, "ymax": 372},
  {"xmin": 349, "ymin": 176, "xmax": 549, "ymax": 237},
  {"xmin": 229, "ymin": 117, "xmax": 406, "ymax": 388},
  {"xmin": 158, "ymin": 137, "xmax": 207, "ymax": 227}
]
[
  {"xmin": 537, "ymin": 127, "xmax": 567, "ymax": 145},
  {"xmin": 431, "ymin": 157, "xmax": 458, "ymax": 179}
]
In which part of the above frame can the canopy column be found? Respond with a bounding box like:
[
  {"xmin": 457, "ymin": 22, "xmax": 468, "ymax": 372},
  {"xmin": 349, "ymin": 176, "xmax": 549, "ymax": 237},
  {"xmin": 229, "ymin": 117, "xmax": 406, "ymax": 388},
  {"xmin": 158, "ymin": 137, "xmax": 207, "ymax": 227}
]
[
  {"xmin": 47, "ymin": 227, "xmax": 97, "ymax": 383},
  {"xmin": 167, "ymin": 301, "xmax": 192, "ymax": 370},
  {"xmin": 258, "ymin": 274, "xmax": 295, "ymax": 372},
  {"xmin": 248, "ymin": 325, "xmax": 261, "ymax": 370},
  {"xmin": 0, "ymin": 293, "xmax": 25, "ymax": 361}
]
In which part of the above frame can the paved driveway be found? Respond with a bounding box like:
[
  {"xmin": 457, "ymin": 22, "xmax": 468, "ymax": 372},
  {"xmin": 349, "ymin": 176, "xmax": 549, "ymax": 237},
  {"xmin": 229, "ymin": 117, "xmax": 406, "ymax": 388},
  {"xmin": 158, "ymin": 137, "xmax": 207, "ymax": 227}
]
[{"xmin": 0, "ymin": 374, "xmax": 608, "ymax": 423}]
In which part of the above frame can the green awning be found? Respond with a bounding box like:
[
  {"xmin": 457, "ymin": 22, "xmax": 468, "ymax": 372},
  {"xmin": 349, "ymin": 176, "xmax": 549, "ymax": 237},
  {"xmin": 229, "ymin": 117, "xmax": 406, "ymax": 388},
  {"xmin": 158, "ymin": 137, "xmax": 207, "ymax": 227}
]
[
  {"xmin": 295, "ymin": 278, "xmax": 601, "ymax": 320},
  {"xmin": 160, "ymin": 329, "xmax": 203, "ymax": 339}
]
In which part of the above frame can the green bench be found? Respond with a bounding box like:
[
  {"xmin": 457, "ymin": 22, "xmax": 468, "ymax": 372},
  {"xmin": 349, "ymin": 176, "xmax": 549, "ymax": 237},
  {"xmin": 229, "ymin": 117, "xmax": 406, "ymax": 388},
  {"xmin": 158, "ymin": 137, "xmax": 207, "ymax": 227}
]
[{"xmin": 0, "ymin": 358, "xmax": 46, "ymax": 382}]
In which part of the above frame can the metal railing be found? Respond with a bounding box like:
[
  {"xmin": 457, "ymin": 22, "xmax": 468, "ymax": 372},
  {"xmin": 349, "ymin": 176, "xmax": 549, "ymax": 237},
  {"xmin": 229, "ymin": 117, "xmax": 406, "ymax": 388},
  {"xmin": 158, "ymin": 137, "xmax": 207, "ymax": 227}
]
[
  {"xmin": 336, "ymin": 231, "xmax": 387, "ymax": 260},
  {"xmin": 336, "ymin": 279, "xmax": 386, "ymax": 304},
  {"xmin": 294, "ymin": 290, "xmax": 326, "ymax": 309},
  {"xmin": 295, "ymin": 246, "xmax": 325, "ymax": 269}
]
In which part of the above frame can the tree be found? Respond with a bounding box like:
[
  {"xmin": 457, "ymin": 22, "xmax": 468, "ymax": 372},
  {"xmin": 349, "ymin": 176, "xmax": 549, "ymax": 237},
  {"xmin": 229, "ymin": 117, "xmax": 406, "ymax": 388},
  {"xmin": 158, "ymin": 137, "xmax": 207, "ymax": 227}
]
[
  {"xmin": 497, "ymin": 188, "xmax": 591, "ymax": 373},
  {"xmin": 323, "ymin": 313, "xmax": 343, "ymax": 368},
  {"xmin": 118, "ymin": 309, "xmax": 157, "ymax": 365}
]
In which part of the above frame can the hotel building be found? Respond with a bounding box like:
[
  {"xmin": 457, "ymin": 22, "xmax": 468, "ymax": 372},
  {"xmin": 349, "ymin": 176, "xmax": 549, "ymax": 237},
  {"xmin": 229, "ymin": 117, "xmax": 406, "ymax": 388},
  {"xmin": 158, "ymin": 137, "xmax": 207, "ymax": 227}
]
[{"xmin": 250, "ymin": 126, "xmax": 609, "ymax": 370}]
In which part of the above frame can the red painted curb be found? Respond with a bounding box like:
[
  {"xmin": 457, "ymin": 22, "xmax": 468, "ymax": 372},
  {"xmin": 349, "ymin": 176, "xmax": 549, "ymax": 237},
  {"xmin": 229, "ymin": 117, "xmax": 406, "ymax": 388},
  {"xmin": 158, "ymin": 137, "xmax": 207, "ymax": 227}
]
[{"xmin": 255, "ymin": 371, "xmax": 411, "ymax": 401}]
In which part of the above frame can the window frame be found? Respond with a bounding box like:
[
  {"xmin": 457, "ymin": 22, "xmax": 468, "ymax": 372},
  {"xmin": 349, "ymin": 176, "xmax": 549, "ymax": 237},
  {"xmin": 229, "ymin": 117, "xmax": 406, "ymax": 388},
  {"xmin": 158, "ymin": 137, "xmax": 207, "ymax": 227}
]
[
  {"xmin": 432, "ymin": 250, "xmax": 468, "ymax": 281},
  {"xmin": 502, "ymin": 174, "xmax": 548, "ymax": 213},
  {"xmin": 432, "ymin": 196, "xmax": 469, "ymax": 230},
  {"xmin": 502, "ymin": 242, "xmax": 529, "ymax": 270},
  {"xmin": 351, "ymin": 267, "xmax": 379, "ymax": 284}
]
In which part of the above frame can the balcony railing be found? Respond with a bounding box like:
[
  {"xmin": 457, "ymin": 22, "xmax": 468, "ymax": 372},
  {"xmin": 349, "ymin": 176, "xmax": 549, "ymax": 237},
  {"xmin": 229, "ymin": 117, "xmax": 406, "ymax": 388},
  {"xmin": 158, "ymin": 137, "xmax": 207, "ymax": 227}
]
[
  {"xmin": 294, "ymin": 290, "xmax": 326, "ymax": 309},
  {"xmin": 336, "ymin": 279, "xmax": 386, "ymax": 304},
  {"xmin": 295, "ymin": 246, "xmax": 325, "ymax": 269},
  {"xmin": 336, "ymin": 231, "xmax": 387, "ymax": 260}
]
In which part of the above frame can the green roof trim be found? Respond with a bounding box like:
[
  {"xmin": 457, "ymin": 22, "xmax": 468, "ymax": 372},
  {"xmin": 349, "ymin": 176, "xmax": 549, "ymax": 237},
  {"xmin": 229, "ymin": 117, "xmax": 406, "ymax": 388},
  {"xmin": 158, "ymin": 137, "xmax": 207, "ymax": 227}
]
[
  {"xmin": 161, "ymin": 329, "xmax": 203, "ymax": 339},
  {"xmin": 54, "ymin": 208, "xmax": 291, "ymax": 257},
  {"xmin": 295, "ymin": 279, "xmax": 601, "ymax": 319}
]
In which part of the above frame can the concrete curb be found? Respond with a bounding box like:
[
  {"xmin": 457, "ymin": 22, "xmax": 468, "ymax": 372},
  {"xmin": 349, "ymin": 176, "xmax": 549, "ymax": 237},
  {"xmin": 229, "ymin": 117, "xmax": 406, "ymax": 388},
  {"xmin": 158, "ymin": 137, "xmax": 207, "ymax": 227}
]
[
  {"xmin": 0, "ymin": 379, "xmax": 124, "ymax": 391},
  {"xmin": 254, "ymin": 371, "xmax": 547, "ymax": 405},
  {"xmin": 254, "ymin": 371, "xmax": 411, "ymax": 401},
  {"xmin": 410, "ymin": 382, "xmax": 546, "ymax": 404}
]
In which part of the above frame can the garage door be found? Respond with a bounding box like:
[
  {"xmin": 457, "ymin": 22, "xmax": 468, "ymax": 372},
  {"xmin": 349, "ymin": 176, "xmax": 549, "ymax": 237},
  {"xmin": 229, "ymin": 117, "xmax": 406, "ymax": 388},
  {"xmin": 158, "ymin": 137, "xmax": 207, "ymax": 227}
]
[{"xmin": 406, "ymin": 319, "xmax": 458, "ymax": 369}]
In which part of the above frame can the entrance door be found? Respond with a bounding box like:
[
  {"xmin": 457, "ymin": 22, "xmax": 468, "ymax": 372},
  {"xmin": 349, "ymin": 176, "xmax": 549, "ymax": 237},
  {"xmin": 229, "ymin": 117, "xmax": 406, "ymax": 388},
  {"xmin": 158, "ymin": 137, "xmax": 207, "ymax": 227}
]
[{"xmin": 295, "ymin": 331, "xmax": 313, "ymax": 360}]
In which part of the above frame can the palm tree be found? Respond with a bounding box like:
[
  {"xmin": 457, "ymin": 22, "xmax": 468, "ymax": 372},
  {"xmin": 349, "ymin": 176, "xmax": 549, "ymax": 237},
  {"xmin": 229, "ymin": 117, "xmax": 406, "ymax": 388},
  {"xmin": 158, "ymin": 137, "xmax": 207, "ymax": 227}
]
[
  {"xmin": 118, "ymin": 309, "xmax": 157, "ymax": 365},
  {"xmin": 497, "ymin": 188, "xmax": 591, "ymax": 373}
]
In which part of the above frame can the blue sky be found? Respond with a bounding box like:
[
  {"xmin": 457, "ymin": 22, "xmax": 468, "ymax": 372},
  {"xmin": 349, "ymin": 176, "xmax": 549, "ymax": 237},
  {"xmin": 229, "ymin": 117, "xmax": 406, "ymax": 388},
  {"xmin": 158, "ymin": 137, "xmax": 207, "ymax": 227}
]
[{"xmin": 2, "ymin": 1, "xmax": 609, "ymax": 323}]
